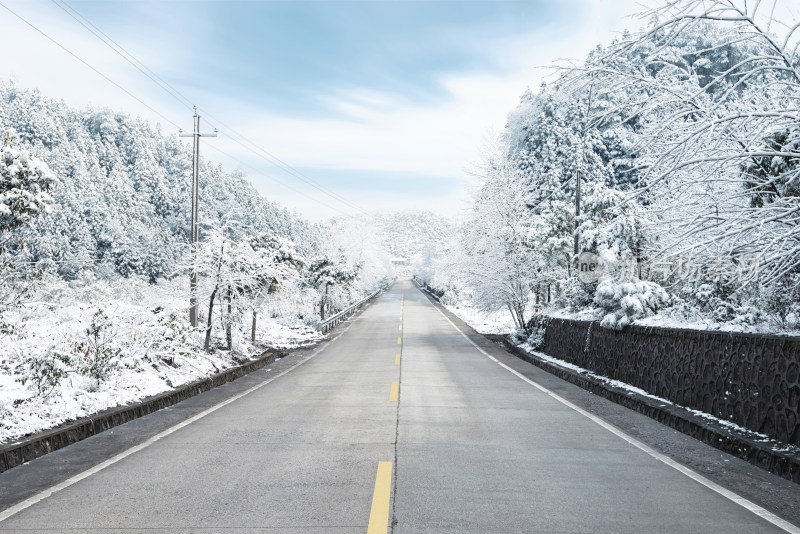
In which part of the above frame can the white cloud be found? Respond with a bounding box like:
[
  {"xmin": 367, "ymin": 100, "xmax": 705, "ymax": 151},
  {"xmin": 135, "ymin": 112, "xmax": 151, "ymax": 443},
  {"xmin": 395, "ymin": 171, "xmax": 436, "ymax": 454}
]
[
  {"xmin": 1, "ymin": 0, "xmax": 193, "ymax": 125},
  {"xmin": 218, "ymin": 0, "xmax": 654, "ymax": 181},
  {"xmin": 1, "ymin": 0, "xmax": 663, "ymax": 220}
]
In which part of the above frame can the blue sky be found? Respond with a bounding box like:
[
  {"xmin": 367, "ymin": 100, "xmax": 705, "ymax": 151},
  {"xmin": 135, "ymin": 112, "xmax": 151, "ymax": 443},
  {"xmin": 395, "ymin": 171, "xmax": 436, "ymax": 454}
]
[
  {"xmin": 1, "ymin": 0, "xmax": 648, "ymax": 219},
  {"xmin": 85, "ymin": 0, "xmax": 560, "ymax": 117}
]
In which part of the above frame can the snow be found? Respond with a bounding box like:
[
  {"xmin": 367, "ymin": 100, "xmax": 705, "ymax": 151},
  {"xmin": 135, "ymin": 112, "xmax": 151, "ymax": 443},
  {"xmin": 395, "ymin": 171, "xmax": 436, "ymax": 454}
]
[
  {"xmin": 547, "ymin": 306, "xmax": 800, "ymax": 336},
  {"xmin": 443, "ymin": 301, "xmax": 516, "ymax": 335},
  {"xmin": 0, "ymin": 274, "xmax": 321, "ymax": 445}
]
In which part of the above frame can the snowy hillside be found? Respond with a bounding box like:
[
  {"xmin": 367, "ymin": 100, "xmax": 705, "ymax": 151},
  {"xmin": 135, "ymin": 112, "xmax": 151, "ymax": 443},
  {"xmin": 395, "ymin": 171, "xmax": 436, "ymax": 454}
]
[
  {"xmin": 370, "ymin": 210, "xmax": 453, "ymax": 260},
  {"xmin": 0, "ymin": 81, "xmax": 312, "ymax": 281}
]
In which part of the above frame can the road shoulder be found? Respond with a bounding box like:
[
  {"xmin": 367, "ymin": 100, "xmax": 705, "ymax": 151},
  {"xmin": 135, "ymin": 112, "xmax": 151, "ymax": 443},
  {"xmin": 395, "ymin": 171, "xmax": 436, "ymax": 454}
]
[{"xmin": 415, "ymin": 285, "xmax": 800, "ymax": 528}]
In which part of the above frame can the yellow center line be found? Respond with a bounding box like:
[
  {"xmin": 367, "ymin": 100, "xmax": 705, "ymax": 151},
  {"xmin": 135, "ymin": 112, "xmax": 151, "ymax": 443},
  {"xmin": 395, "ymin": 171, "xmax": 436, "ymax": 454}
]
[
  {"xmin": 389, "ymin": 381, "xmax": 399, "ymax": 402},
  {"xmin": 395, "ymin": 354, "xmax": 400, "ymax": 365},
  {"xmin": 398, "ymin": 324, "xmax": 402, "ymax": 331},
  {"xmin": 397, "ymin": 336, "xmax": 402, "ymax": 345},
  {"xmin": 367, "ymin": 461, "xmax": 393, "ymax": 534}
]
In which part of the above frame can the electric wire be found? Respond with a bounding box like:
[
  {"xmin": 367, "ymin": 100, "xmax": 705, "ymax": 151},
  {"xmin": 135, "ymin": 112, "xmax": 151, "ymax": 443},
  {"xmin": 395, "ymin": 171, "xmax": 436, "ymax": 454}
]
[
  {"xmin": 49, "ymin": 0, "xmax": 195, "ymax": 111},
  {"xmin": 197, "ymin": 113, "xmax": 372, "ymax": 216},
  {"xmin": 0, "ymin": 0, "xmax": 182, "ymax": 130},
  {"xmin": 51, "ymin": 0, "xmax": 372, "ymax": 217},
  {"xmin": 203, "ymin": 143, "xmax": 355, "ymax": 217}
]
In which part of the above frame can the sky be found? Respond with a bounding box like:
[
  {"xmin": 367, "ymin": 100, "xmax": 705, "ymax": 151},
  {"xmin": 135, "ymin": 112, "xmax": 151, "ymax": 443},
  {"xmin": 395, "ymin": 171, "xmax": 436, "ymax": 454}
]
[{"xmin": 0, "ymin": 0, "xmax": 655, "ymax": 221}]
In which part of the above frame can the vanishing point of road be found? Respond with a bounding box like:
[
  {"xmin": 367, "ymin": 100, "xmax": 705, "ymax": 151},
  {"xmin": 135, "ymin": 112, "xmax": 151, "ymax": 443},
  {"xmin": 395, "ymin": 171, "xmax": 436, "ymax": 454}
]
[{"xmin": 1, "ymin": 280, "xmax": 797, "ymax": 533}]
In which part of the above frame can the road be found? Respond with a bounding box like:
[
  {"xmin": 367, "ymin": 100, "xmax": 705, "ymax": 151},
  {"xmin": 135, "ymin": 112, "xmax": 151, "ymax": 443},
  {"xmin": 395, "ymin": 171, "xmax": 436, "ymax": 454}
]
[{"xmin": 0, "ymin": 280, "xmax": 797, "ymax": 533}]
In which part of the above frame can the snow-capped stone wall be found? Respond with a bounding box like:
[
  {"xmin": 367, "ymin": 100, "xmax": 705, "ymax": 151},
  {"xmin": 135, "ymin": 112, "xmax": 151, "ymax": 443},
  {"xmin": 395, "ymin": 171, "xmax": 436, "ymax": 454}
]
[{"xmin": 530, "ymin": 317, "xmax": 800, "ymax": 447}]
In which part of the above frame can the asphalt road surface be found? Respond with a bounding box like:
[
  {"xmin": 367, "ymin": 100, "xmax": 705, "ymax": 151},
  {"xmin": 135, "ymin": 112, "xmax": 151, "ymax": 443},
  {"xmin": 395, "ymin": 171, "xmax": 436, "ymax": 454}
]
[{"xmin": 1, "ymin": 280, "xmax": 797, "ymax": 533}]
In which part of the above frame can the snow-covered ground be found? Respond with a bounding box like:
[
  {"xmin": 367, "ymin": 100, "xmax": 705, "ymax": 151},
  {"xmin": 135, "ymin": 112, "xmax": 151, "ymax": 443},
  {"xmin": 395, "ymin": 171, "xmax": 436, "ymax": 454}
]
[
  {"xmin": 0, "ymin": 273, "xmax": 321, "ymax": 444},
  {"xmin": 442, "ymin": 302, "xmax": 515, "ymax": 334}
]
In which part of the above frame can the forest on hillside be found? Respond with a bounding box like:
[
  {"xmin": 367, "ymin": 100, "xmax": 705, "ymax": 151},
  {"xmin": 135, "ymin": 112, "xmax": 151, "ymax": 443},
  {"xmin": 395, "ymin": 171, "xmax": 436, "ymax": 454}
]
[
  {"xmin": 369, "ymin": 210, "xmax": 454, "ymax": 260},
  {"xmin": 417, "ymin": 0, "xmax": 800, "ymax": 336}
]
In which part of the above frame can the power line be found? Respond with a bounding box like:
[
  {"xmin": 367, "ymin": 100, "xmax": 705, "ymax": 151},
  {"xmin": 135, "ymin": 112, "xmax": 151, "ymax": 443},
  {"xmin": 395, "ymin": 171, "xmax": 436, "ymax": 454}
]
[
  {"xmin": 198, "ymin": 113, "xmax": 372, "ymax": 216},
  {"xmin": 203, "ymin": 144, "xmax": 356, "ymax": 218},
  {"xmin": 206, "ymin": 125, "xmax": 372, "ymax": 217},
  {"xmin": 0, "ymin": 0, "xmax": 182, "ymax": 130},
  {"xmin": 50, "ymin": 0, "xmax": 195, "ymax": 111},
  {"xmin": 52, "ymin": 0, "xmax": 372, "ymax": 217}
]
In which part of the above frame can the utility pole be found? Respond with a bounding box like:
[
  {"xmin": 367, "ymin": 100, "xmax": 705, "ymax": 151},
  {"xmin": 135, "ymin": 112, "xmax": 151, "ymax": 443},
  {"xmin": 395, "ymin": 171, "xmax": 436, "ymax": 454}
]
[
  {"xmin": 574, "ymin": 169, "xmax": 581, "ymax": 256},
  {"xmin": 179, "ymin": 107, "xmax": 217, "ymax": 328},
  {"xmin": 574, "ymin": 81, "xmax": 593, "ymax": 258}
]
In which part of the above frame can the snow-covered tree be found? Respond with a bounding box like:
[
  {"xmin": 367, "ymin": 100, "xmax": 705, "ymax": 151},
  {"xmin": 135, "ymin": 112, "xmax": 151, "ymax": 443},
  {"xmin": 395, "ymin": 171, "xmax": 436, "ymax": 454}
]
[
  {"xmin": 580, "ymin": 0, "xmax": 800, "ymax": 302},
  {"xmin": 306, "ymin": 256, "xmax": 359, "ymax": 320},
  {"xmin": 188, "ymin": 223, "xmax": 304, "ymax": 352},
  {"xmin": 0, "ymin": 129, "xmax": 55, "ymax": 329},
  {"xmin": 0, "ymin": 130, "xmax": 54, "ymax": 234},
  {"xmin": 457, "ymin": 150, "xmax": 545, "ymax": 333}
]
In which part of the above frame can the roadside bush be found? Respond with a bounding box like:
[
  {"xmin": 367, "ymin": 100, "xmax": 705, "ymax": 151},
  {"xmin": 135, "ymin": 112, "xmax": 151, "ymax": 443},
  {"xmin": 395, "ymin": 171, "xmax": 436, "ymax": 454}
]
[
  {"xmin": 18, "ymin": 350, "xmax": 71, "ymax": 397},
  {"xmin": 73, "ymin": 309, "xmax": 121, "ymax": 379},
  {"xmin": 595, "ymin": 279, "xmax": 670, "ymax": 330},
  {"xmin": 525, "ymin": 323, "xmax": 547, "ymax": 350}
]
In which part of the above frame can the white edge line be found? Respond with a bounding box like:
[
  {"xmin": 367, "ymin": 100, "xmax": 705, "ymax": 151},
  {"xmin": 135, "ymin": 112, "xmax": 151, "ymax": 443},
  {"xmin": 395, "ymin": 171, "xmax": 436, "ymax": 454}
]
[
  {"xmin": 0, "ymin": 320, "xmax": 356, "ymax": 524},
  {"xmin": 425, "ymin": 291, "xmax": 800, "ymax": 534}
]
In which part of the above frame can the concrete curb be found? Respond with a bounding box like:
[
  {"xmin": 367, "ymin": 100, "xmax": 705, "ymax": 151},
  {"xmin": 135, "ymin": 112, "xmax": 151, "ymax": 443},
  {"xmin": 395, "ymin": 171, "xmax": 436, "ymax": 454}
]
[
  {"xmin": 0, "ymin": 351, "xmax": 277, "ymax": 474},
  {"xmin": 412, "ymin": 280, "xmax": 800, "ymax": 484},
  {"xmin": 487, "ymin": 334, "xmax": 800, "ymax": 485}
]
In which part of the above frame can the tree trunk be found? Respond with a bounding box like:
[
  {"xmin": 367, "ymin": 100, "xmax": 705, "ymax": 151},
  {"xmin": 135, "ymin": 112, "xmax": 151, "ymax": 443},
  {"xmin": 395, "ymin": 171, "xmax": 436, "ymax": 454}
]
[
  {"xmin": 204, "ymin": 286, "xmax": 218, "ymax": 352},
  {"xmin": 507, "ymin": 303, "xmax": 521, "ymax": 330},
  {"xmin": 320, "ymin": 285, "xmax": 329, "ymax": 320},
  {"xmin": 251, "ymin": 311, "xmax": 257, "ymax": 343},
  {"xmin": 517, "ymin": 301, "xmax": 529, "ymax": 334}
]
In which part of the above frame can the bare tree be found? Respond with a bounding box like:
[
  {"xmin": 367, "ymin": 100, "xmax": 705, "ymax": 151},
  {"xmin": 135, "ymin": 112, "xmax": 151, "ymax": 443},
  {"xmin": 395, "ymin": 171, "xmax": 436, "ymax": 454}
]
[{"xmin": 577, "ymin": 0, "xmax": 800, "ymax": 291}]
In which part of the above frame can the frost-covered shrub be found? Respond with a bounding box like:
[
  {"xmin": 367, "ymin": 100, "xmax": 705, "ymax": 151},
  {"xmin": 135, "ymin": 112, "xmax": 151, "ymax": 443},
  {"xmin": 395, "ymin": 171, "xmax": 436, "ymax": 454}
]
[
  {"xmin": 73, "ymin": 309, "xmax": 121, "ymax": 379},
  {"xmin": 525, "ymin": 323, "xmax": 547, "ymax": 350},
  {"xmin": 146, "ymin": 312, "xmax": 193, "ymax": 361},
  {"xmin": 595, "ymin": 278, "xmax": 670, "ymax": 330},
  {"xmin": 706, "ymin": 298, "xmax": 766, "ymax": 326},
  {"xmin": 669, "ymin": 276, "xmax": 773, "ymax": 328},
  {"xmin": 762, "ymin": 276, "xmax": 800, "ymax": 329},
  {"xmin": 19, "ymin": 350, "xmax": 71, "ymax": 397},
  {"xmin": 562, "ymin": 278, "xmax": 595, "ymax": 310},
  {"xmin": 511, "ymin": 327, "xmax": 528, "ymax": 344}
]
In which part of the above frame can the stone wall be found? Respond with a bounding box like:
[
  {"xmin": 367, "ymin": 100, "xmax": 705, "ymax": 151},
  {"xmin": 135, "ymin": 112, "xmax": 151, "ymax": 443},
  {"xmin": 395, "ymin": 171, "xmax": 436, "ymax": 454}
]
[{"xmin": 532, "ymin": 317, "xmax": 800, "ymax": 446}]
